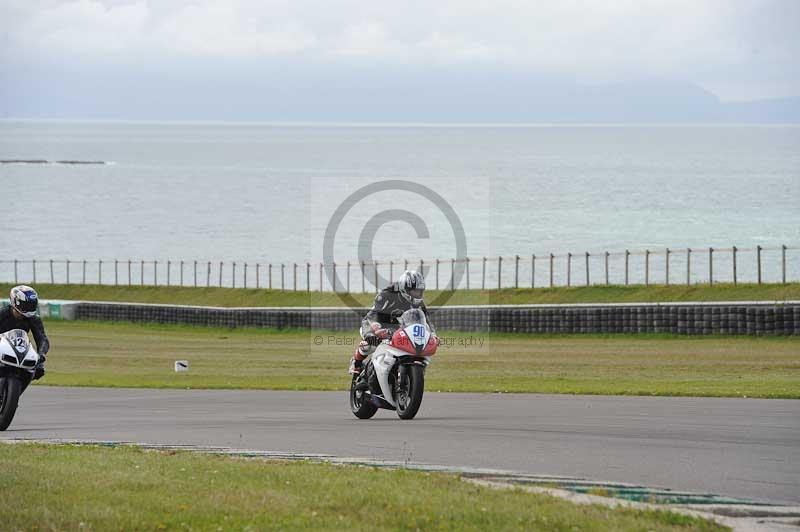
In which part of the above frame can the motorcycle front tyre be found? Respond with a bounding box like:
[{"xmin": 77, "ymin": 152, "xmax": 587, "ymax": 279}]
[
  {"xmin": 0, "ymin": 376, "xmax": 22, "ymax": 431},
  {"xmin": 396, "ymin": 364, "xmax": 425, "ymax": 420}
]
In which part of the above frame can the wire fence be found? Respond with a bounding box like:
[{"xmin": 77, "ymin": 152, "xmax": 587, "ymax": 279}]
[{"xmin": 0, "ymin": 245, "xmax": 796, "ymax": 293}]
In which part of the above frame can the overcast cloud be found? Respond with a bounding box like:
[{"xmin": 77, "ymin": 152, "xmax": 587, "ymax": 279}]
[{"xmin": 1, "ymin": 0, "xmax": 798, "ymax": 120}]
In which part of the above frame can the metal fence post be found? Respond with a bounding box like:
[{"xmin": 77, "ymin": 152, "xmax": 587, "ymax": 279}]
[
  {"xmin": 708, "ymin": 247, "xmax": 713, "ymax": 285},
  {"xmin": 218, "ymin": 261, "xmax": 222, "ymax": 287},
  {"xmin": 757, "ymin": 245, "xmax": 762, "ymax": 284},
  {"xmin": 361, "ymin": 261, "xmax": 366, "ymax": 293},
  {"xmin": 244, "ymin": 263, "xmax": 247, "ymax": 288},
  {"xmin": 686, "ymin": 248, "xmax": 691, "ymax": 286},
  {"xmin": 256, "ymin": 263, "xmax": 260, "ymax": 289},
  {"xmin": 624, "ymin": 250, "xmax": 629, "ymax": 286},
  {"xmin": 194, "ymin": 260, "xmax": 197, "ymax": 287},
  {"xmin": 482, "ymin": 257, "xmax": 487, "ymax": 290},
  {"xmin": 306, "ymin": 263, "xmax": 310, "ymax": 292},
  {"xmin": 450, "ymin": 258, "xmax": 455, "ymax": 290},
  {"xmin": 141, "ymin": 260, "xmax": 145, "ymax": 285},
  {"xmin": 604, "ymin": 252, "xmax": 609, "ymax": 285},
  {"xmin": 114, "ymin": 259, "xmax": 118, "ymax": 286},
  {"xmin": 466, "ymin": 257, "xmax": 470, "ymax": 289},
  {"xmin": 67, "ymin": 260, "xmax": 71, "ymax": 285},
  {"xmin": 497, "ymin": 256, "xmax": 502, "ymax": 290},
  {"xmin": 549, "ymin": 253, "xmax": 554, "ymax": 287},
  {"xmin": 665, "ymin": 248, "xmax": 670, "ymax": 285},
  {"xmin": 180, "ymin": 260, "xmax": 184, "ymax": 287},
  {"xmin": 206, "ymin": 261, "xmax": 211, "ymax": 287},
  {"xmin": 514, "ymin": 255, "xmax": 520, "ymax": 288},
  {"xmin": 14, "ymin": 259, "xmax": 18, "ymax": 283},
  {"xmin": 333, "ymin": 262, "xmax": 339, "ymax": 292},
  {"xmin": 32, "ymin": 259, "xmax": 36, "ymax": 283},
  {"xmin": 50, "ymin": 259, "xmax": 54, "ymax": 284},
  {"xmin": 732, "ymin": 246, "xmax": 737, "ymax": 286},
  {"xmin": 404, "ymin": 259, "xmax": 408, "ymax": 272},
  {"xmin": 389, "ymin": 260, "xmax": 393, "ymax": 283},
  {"xmin": 293, "ymin": 263, "xmax": 297, "ymax": 291},
  {"xmin": 83, "ymin": 260, "xmax": 87, "ymax": 285},
  {"xmin": 346, "ymin": 261, "xmax": 351, "ymax": 293},
  {"xmin": 530, "ymin": 254, "xmax": 535, "ymax": 288},
  {"xmin": 585, "ymin": 252, "xmax": 590, "ymax": 286},
  {"xmin": 782, "ymin": 244, "xmax": 787, "ymax": 284},
  {"xmin": 269, "ymin": 264, "xmax": 273, "ymax": 289},
  {"xmin": 232, "ymin": 262, "xmax": 236, "ymax": 288},
  {"xmin": 97, "ymin": 259, "xmax": 101, "ymax": 285},
  {"xmin": 420, "ymin": 259, "xmax": 425, "ymax": 281},
  {"xmin": 281, "ymin": 263, "xmax": 285, "ymax": 291},
  {"xmin": 167, "ymin": 260, "xmax": 171, "ymax": 286},
  {"xmin": 566, "ymin": 253, "xmax": 571, "ymax": 287},
  {"xmin": 374, "ymin": 261, "xmax": 379, "ymax": 290},
  {"xmin": 154, "ymin": 260, "xmax": 158, "ymax": 286},
  {"xmin": 435, "ymin": 259, "xmax": 440, "ymax": 290},
  {"xmin": 645, "ymin": 250, "xmax": 650, "ymax": 286},
  {"xmin": 319, "ymin": 263, "xmax": 323, "ymax": 291}
]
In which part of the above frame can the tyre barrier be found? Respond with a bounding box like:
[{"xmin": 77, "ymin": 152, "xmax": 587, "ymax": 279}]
[{"xmin": 39, "ymin": 300, "xmax": 800, "ymax": 335}]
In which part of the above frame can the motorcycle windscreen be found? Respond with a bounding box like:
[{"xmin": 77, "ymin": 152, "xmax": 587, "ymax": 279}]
[
  {"xmin": 3, "ymin": 329, "xmax": 30, "ymax": 357},
  {"xmin": 398, "ymin": 308, "xmax": 428, "ymax": 329},
  {"xmin": 399, "ymin": 309, "xmax": 431, "ymax": 354}
]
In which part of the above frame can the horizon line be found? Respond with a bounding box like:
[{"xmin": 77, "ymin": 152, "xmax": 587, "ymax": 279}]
[{"xmin": 2, "ymin": 118, "xmax": 800, "ymax": 128}]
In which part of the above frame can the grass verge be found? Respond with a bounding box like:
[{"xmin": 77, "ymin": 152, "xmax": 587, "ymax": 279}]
[
  {"xmin": 39, "ymin": 320, "xmax": 800, "ymax": 398},
  {"xmin": 7, "ymin": 282, "xmax": 800, "ymax": 307},
  {"xmin": 1, "ymin": 443, "xmax": 726, "ymax": 531}
]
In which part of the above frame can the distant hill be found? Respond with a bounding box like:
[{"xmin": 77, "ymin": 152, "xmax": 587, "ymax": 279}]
[
  {"xmin": 3, "ymin": 62, "xmax": 799, "ymax": 123},
  {"xmin": 721, "ymin": 97, "xmax": 800, "ymax": 123}
]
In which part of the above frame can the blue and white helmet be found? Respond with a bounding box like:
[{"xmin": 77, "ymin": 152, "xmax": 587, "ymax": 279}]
[
  {"xmin": 10, "ymin": 285, "xmax": 38, "ymax": 318},
  {"xmin": 398, "ymin": 270, "xmax": 425, "ymax": 306}
]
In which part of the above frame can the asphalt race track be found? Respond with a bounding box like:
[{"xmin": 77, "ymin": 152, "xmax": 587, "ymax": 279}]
[{"xmin": 3, "ymin": 387, "xmax": 798, "ymax": 505}]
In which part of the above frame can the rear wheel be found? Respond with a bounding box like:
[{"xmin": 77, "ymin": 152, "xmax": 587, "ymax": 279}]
[
  {"xmin": 396, "ymin": 364, "xmax": 424, "ymax": 420},
  {"xmin": 350, "ymin": 375, "xmax": 378, "ymax": 419},
  {"xmin": 0, "ymin": 377, "xmax": 22, "ymax": 431}
]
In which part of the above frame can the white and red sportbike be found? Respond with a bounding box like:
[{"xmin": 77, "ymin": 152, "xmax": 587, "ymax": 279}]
[
  {"xmin": 350, "ymin": 309, "xmax": 438, "ymax": 420},
  {"xmin": 0, "ymin": 329, "xmax": 42, "ymax": 430}
]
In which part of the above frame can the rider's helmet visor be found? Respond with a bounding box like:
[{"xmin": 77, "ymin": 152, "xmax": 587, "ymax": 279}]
[{"xmin": 409, "ymin": 288, "xmax": 424, "ymax": 299}]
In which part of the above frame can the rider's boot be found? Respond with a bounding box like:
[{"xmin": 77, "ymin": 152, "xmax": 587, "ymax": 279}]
[
  {"xmin": 349, "ymin": 344, "xmax": 366, "ymax": 375},
  {"xmin": 348, "ymin": 357, "xmax": 363, "ymax": 375}
]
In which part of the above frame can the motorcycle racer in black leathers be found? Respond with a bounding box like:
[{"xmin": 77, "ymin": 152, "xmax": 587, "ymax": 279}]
[
  {"xmin": 348, "ymin": 270, "xmax": 434, "ymax": 374},
  {"xmin": 0, "ymin": 285, "xmax": 49, "ymax": 380}
]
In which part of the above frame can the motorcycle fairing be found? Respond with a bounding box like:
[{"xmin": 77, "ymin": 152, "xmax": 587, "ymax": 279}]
[
  {"xmin": 0, "ymin": 331, "xmax": 39, "ymax": 372},
  {"xmin": 370, "ymin": 343, "xmax": 430, "ymax": 408}
]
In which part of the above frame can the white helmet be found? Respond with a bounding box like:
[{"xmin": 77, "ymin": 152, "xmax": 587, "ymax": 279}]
[{"xmin": 398, "ymin": 270, "xmax": 425, "ymax": 306}]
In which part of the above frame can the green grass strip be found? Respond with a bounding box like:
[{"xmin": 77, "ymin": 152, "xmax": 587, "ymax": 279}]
[
  {"xmin": 1, "ymin": 443, "xmax": 727, "ymax": 531},
  {"xmin": 38, "ymin": 320, "xmax": 800, "ymax": 398},
  {"xmin": 6, "ymin": 282, "xmax": 799, "ymax": 308}
]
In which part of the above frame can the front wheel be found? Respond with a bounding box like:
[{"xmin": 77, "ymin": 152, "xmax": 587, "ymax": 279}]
[
  {"xmin": 350, "ymin": 375, "xmax": 378, "ymax": 419},
  {"xmin": 396, "ymin": 364, "xmax": 425, "ymax": 420},
  {"xmin": 0, "ymin": 377, "xmax": 22, "ymax": 431}
]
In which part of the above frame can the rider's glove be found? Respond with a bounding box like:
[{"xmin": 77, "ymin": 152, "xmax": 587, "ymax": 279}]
[
  {"xmin": 364, "ymin": 333, "xmax": 381, "ymax": 346},
  {"xmin": 375, "ymin": 328, "xmax": 391, "ymax": 340}
]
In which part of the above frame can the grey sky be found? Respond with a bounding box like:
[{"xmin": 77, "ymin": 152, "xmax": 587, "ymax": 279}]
[{"xmin": 2, "ymin": 0, "xmax": 798, "ymax": 120}]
